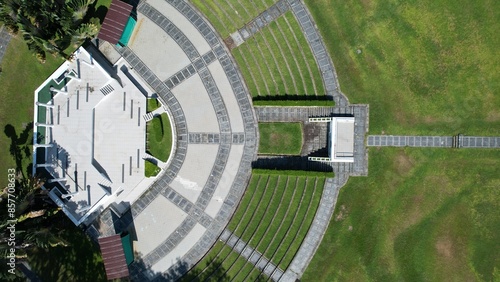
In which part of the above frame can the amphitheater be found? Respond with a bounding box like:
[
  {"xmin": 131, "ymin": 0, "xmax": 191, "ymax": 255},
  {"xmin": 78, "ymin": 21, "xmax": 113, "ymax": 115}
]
[{"xmin": 30, "ymin": 0, "xmax": 500, "ymax": 281}]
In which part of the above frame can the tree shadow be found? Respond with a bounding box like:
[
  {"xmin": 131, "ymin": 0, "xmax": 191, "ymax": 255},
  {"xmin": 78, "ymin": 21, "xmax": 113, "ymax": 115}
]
[
  {"xmin": 4, "ymin": 122, "xmax": 34, "ymax": 177},
  {"xmin": 85, "ymin": 3, "xmax": 109, "ymax": 25}
]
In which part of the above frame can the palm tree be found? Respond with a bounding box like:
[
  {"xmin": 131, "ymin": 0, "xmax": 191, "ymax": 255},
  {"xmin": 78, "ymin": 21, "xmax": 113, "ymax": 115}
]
[
  {"xmin": 0, "ymin": 0, "xmax": 99, "ymax": 62},
  {"xmin": 0, "ymin": 173, "xmax": 68, "ymax": 278}
]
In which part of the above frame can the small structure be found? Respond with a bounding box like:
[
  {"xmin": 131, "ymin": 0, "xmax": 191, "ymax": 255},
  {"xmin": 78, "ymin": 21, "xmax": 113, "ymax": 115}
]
[
  {"xmin": 32, "ymin": 45, "xmax": 157, "ymax": 226},
  {"xmin": 98, "ymin": 235, "xmax": 130, "ymax": 280},
  {"xmin": 97, "ymin": 0, "xmax": 135, "ymax": 46},
  {"xmin": 308, "ymin": 117, "xmax": 355, "ymax": 162}
]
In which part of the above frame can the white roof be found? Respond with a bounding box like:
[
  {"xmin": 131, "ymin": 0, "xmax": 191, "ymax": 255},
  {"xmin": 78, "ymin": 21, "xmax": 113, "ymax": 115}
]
[
  {"xmin": 329, "ymin": 117, "xmax": 355, "ymax": 162},
  {"xmin": 33, "ymin": 46, "xmax": 153, "ymax": 225}
]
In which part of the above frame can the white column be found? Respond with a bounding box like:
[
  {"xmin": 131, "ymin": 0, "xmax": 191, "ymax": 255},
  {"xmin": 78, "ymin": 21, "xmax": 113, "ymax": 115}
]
[
  {"xmin": 35, "ymin": 122, "xmax": 54, "ymax": 128},
  {"xmin": 65, "ymin": 73, "xmax": 81, "ymax": 81},
  {"xmin": 50, "ymin": 87, "xmax": 68, "ymax": 95},
  {"xmin": 34, "ymin": 143, "xmax": 53, "ymax": 148},
  {"xmin": 35, "ymin": 101, "xmax": 55, "ymax": 108},
  {"xmin": 61, "ymin": 191, "xmax": 79, "ymax": 199},
  {"xmin": 36, "ymin": 163, "xmax": 56, "ymax": 168},
  {"xmin": 48, "ymin": 178, "xmax": 66, "ymax": 183}
]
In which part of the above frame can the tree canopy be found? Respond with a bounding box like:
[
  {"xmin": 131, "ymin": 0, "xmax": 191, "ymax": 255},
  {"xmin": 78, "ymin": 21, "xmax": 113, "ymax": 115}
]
[{"xmin": 0, "ymin": 0, "xmax": 100, "ymax": 62}]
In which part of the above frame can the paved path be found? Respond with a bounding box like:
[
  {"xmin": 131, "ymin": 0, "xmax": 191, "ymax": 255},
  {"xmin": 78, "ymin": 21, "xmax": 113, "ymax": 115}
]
[
  {"xmin": 228, "ymin": 0, "xmax": 291, "ymax": 48},
  {"xmin": 0, "ymin": 25, "xmax": 12, "ymax": 66},
  {"xmin": 281, "ymin": 174, "xmax": 348, "ymax": 281},
  {"xmin": 286, "ymin": 0, "xmax": 348, "ymax": 107},
  {"xmin": 219, "ymin": 229, "xmax": 285, "ymax": 281},
  {"xmin": 86, "ymin": 0, "xmax": 258, "ymax": 280},
  {"xmin": 368, "ymin": 135, "xmax": 500, "ymax": 148}
]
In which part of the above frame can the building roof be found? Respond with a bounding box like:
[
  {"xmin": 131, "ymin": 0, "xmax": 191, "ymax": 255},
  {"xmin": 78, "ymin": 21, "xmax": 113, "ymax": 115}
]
[
  {"xmin": 33, "ymin": 46, "xmax": 152, "ymax": 226},
  {"xmin": 97, "ymin": 0, "xmax": 133, "ymax": 44},
  {"xmin": 98, "ymin": 235, "xmax": 130, "ymax": 280},
  {"xmin": 329, "ymin": 117, "xmax": 355, "ymax": 162}
]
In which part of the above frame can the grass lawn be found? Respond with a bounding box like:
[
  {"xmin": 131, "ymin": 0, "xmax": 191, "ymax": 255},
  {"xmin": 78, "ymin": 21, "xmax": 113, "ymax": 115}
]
[
  {"xmin": 0, "ymin": 35, "xmax": 65, "ymax": 187},
  {"xmin": 301, "ymin": 1, "xmax": 500, "ymax": 281},
  {"xmin": 303, "ymin": 148, "xmax": 500, "ymax": 281},
  {"xmin": 147, "ymin": 98, "xmax": 160, "ymax": 113},
  {"xmin": 306, "ymin": 0, "xmax": 500, "ymax": 136},
  {"xmin": 144, "ymin": 160, "xmax": 161, "ymax": 177},
  {"xmin": 232, "ymin": 11, "xmax": 325, "ymax": 99},
  {"xmin": 258, "ymin": 122, "xmax": 302, "ymax": 155},
  {"xmin": 146, "ymin": 113, "xmax": 172, "ymax": 162}
]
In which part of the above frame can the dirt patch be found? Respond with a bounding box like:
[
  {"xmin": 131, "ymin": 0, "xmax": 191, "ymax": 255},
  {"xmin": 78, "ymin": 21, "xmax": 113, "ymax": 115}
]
[
  {"xmin": 360, "ymin": 0, "xmax": 373, "ymax": 10},
  {"xmin": 435, "ymin": 237, "xmax": 454, "ymax": 259},
  {"xmin": 486, "ymin": 110, "xmax": 500, "ymax": 122},
  {"xmin": 394, "ymin": 150, "xmax": 414, "ymax": 175},
  {"xmin": 223, "ymin": 36, "xmax": 236, "ymax": 50},
  {"xmin": 335, "ymin": 205, "xmax": 349, "ymax": 222}
]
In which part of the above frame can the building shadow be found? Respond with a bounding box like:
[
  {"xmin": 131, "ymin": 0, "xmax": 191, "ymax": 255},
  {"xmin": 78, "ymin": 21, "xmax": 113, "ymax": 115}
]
[{"xmin": 252, "ymin": 155, "xmax": 333, "ymax": 172}]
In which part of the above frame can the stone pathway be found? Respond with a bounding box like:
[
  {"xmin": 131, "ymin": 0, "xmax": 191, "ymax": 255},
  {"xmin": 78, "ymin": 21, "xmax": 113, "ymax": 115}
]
[
  {"xmin": 219, "ymin": 229, "xmax": 285, "ymax": 281},
  {"xmin": 0, "ymin": 25, "xmax": 12, "ymax": 66},
  {"xmin": 281, "ymin": 174, "xmax": 348, "ymax": 281},
  {"xmin": 286, "ymin": 0, "xmax": 348, "ymax": 107},
  {"xmin": 228, "ymin": 0, "xmax": 291, "ymax": 48},
  {"xmin": 367, "ymin": 135, "xmax": 500, "ymax": 148}
]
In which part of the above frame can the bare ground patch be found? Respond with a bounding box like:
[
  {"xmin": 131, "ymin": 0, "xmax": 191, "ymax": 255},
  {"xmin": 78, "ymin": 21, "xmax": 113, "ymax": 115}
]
[{"xmin": 394, "ymin": 150, "xmax": 414, "ymax": 176}]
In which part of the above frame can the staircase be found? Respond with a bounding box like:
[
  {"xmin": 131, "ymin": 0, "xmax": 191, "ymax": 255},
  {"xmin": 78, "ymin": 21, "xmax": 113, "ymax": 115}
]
[
  {"xmin": 99, "ymin": 84, "xmax": 114, "ymax": 96},
  {"xmin": 143, "ymin": 112, "xmax": 155, "ymax": 122}
]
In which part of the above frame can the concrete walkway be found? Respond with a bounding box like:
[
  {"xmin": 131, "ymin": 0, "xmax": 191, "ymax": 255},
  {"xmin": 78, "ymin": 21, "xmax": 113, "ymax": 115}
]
[{"xmin": 367, "ymin": 135, "xmax": 500, "ymax": 148}]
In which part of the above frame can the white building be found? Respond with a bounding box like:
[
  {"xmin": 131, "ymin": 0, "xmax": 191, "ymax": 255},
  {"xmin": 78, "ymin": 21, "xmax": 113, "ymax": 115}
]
[
  {"xmin": 308, "ymin": 116, "xmax": 355, "ymax": 163},
  {"xmin": 33, "ymin": 45, "xmax": 159, "ymax": 225}
]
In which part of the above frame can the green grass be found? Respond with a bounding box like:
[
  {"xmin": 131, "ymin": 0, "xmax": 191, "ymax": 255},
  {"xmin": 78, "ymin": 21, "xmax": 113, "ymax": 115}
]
[
  {"xmin": 0, "ymin": 35, "xmax": 65, "ymax": 187},
  {"xmin": 187, "ymin": 171, "xmax": 326, "ymax": 278},
  {"xmin": 191, "ymin": 0, "xmax": 277, "ymax": 37},
  {"xmin": 180, "ymin": 242, "xmax": 264, "ymax": 281},
  {"xmin": 258, "ymin": 122, "xmax": 303, "ymax": 155},
  {"xmin": 226, "ymin": 172, "xmax": 325, "ymax": 269},
  {"xmin": 146, "ymin": 98, "xmax": 160, "ymax": 113},
  {"xmin": 144, "ymin": 160, "xmax": 160, "ymax": 177},
  {"xmin": 301, "ymin": 0, "xmax": 500, "ymax": 280},
  {"xmin": 306, "ymin": 0, "xmax": 500, "ymax": 136},
  {"xmin": 303, "ymin": 148, "xmax": 500, "ymax": 281},
  {"xmin": 146, "ymin": 113, "xmax": 172, "ymax": 162},
  {"xmin": 232, "ymin": 11, "xmax": 326, "ymax": 99}
]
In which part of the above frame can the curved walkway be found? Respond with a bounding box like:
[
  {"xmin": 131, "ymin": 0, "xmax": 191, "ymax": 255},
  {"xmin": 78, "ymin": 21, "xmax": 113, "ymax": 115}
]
[
  {"xmin": 286, "ymin": 0, "xmax": 348, "ymax": 107},
  {"xmin": 87, "ymin": 0, "xmax": 258, "ymax": 280}
]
